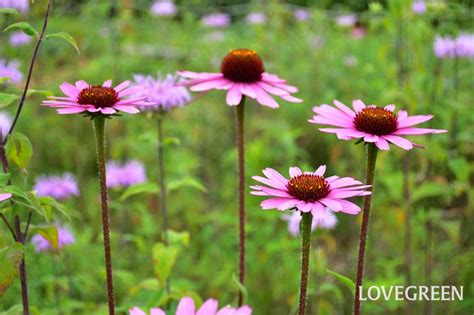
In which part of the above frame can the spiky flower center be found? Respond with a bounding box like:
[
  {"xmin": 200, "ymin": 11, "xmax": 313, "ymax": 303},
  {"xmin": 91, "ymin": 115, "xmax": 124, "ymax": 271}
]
[
  {"xmin": 287, "ymin": 174, "xmax": 330, "ymax": 202},
  {"xmin": 221, "ymin": 48, "xmax": 264, "ymax": 83},
  {"xmin": 77, "ymin": 86, "xmax": 119, "ymax": 108},
  {"xmin": 354, "ymin": 107, "xmax": 398, "ymax": 135}
]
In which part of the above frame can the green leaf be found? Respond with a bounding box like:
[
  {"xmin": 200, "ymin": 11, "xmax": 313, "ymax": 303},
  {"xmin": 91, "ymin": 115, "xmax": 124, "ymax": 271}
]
[
  {"xmin": 3, "ymin": 186, "xmax": 50, "ymax": 220},
  {"xmin": 167, "ymin": 177, "xmax": 207, "ymax": 193},
  {"xmin": 326, "ymin": 269, "xmax": 355, "ymax": 294},
  {"xmin": 152, "ymin": 243, "xmax": 179, "ymax": 285},
  {"xmin": 411, "ymin": 182, "xmax": 448, "ymax": 204},
  {"xmin": 119, "ymin": 182, "xmax": 159, "ymax": 202},
  {"xmin": 232, "ymin": 273, "xmax": 248, "ymax": 301},
  {"xmin": 0, "ymin": 242, "xmax": 23, "ymax": 296},
  {"xmin": 0, "ymin": 173, "xmax": 10, "ymax": 186},
  {"xmin": 0, "ymin": 77, "xmax": 11, "ymax": 84},
  {"xmin": 166, "ymin": 230, "xmax": 190, "ymax": 247},
  {"xmin": 4, "ymin": 22, "xmax": 38, "ymax": 37},
  {"xmin": 0, "ymin": 93, "xmax": 19, "ymax": 108},
  {"xmin": 30, "ymin": 226, "xmax": 58, "ymax": 251},
  {"xmin": 45, "ymin": 32, "xmax": 80, "ymax": 54},
  {"xmin": 0, "ymin": 8, "xmax": 19, "ymax": 17},
  {"xmin": 6, "ymin": 133, "xmax": 33, "ymax": 171},
  {"xmin": 38, "ymin": 196, "xmax": 69, "ymax": 220}
]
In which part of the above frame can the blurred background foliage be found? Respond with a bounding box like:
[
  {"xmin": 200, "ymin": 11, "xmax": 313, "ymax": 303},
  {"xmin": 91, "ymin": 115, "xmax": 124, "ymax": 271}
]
[{"xmin": 0, "ymin": 0, "xmax": 473, "ymax": 314}]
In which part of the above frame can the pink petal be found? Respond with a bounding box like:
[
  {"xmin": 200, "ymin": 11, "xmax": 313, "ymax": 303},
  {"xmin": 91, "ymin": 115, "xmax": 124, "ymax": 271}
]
[
  {"xmin": 280, "ymin": 94, "xmax": 303, "ymax": 103},
  {"xmin": 57, "ymin": 107, "xmax": 87, "ymax": 114},
  {"xmin": 329, "ymin": 177, "xmax": 362, "ymax": 188},
  {"xmin": 297, "ymin": 202, "xmax": 313, "ymax": 213},
  {"xmin": 114, "ymin": 80, "xmax": 130, "ymax": 92},
  {"xmin": 261, "ymin": 72, "xmax": 286, "ymax": 83},
  {"xmin": 314, "ymin": 165, "xmax": 326, "ymax": 176},
  {"xmin": 253, "ymin": 85, "xmax": 279, "ymax": 108},
  {"xmin": 176, "ymin": 297, "xmax": 195, "ymax": 315},
  {"xmin": 129, "ymin": 307, "xmax": 147, "ymax": 315},
  {"xmin": 114, "ymin": 105, "xmax": 140, "ymax": 114},
  {"xmin": 384, "ymin": 135, "xmax": 413, "ymax": 150},
  {"xmin": 252, "ymin": 175, "xmax": 287, "ymax": 190},
  {"xmin": 150, "ymin": 309, "xmax": 166, "ymax": 315},
  {"xmin": 226, "ymin": 84, "xmax": 243, "ymax": 105},
  {"xmin": 197, "ymin": 299, "xmax": 219, "ymax": 315},
  {"xmin": 319, "ymin": 198, "xmax": 342, "ymax": 212},
  {"xmin": 257, "ymin": 81, "xmax": 288, "ymax": 96},
  {"xmin": 375, "ymin": 137, "xmax": 390, "ymax": 150},
  {"xmin": 75, "ymin": 80, "xmax": 89, "ymax": 90},
  {"xmin": 118, "ymin": 86, "xmax": 142, "ymax": 97},
  {"xmin": 272, "ymin": 82, "xmax": 298, "ymax": 93},
  {"xmin": 261, "ymin": 197, "xmax": 296, "ymax": 210},
  {"xmin": 333, "ymin": 99, "xmax": 356, "ymax": 117},
  {"xmin": 384, "ymin": 104, "xmax": 396, "ymax": 111},
  {"xmin": 352, "ymin": 99, "xmax": 366, "ymax": 113},
  {"xmin": 262, "ymin": 168, "xmax": 288, "ymax": 186},
  {"xmin": 289, "ymin": 167, "xmax": 302, "ymax": 177},
  {"xmin": 394, "ymin": 127, "xmax": 447, "ymax": 135},
  {"xmin": 239, "ymin": 83, "xmax": 257, "ymax": 98},
  {"xmin": 59, "ymin": 82, "xmax": 79, "ymax": 98},
  {"xmin": 190, "ymin": 78, "xmax": 231, "ymax": 92},
  {"xmin": 397, "ymin": 115, "xmax": 434, "ymax": 128},
  {"xmin": 364, "ymin": 135, "xmax": 379, "ymax": 142},
  {"xmin": 0, "ymin": 193, "xmax": 12, "ymax": 201},
  {"xmin": 100, "ymin": 107, "xmax": 116, "ymax": 114},
  {"xmin": 336, "ymin": 199, "xmax": 362, "ymax": 214},
  {"xmin": 103, "ymin": 80, "xmax": 112, "ymax": 87}
]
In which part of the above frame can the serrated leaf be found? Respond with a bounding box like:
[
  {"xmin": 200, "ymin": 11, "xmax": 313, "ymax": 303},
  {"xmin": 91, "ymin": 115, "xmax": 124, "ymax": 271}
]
[
  {"xmin": 4, "ymin": 22, "xmax": 38, "ymax": 37},
  {"xmin": 119, "ymin": 182, "xmax": 159, "ymax": 202},
  {"xmin": 0, "ymin": 93, "xmax": 19, "ymax": 108},
  {"xmin": 6, "ymin": 132, "xmax": 33, "ymax": 171},
  {"xmin": 0, "ymin": 8, "xmax": 19, "ymax": 17},
  {"xmin": 45, "ymin": 32, "xmax": 80, "ymax": 54},
  {"xmin": 326, "ymin": 269, "xmax": 355, "ymax": 294},
  {"xmin": 0, "ymin": 242, "xmax": 23, "ymax": 296},
  {"xmin": 30, "ymin": 226, "xmax": 58, "ymax": 251},
  {"xmin": 152, "ymin": 243, "xmax": 179, "ymax": 285}
]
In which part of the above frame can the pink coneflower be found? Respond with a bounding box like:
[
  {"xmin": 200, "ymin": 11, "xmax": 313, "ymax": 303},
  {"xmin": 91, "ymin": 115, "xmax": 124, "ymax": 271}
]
[
  {"xmin": 0, "ymin": 59, "xmax": 23, "ymax": 85},
  {"xmin": 294, "ymin": 9, "xmax": 310, "ymax": 22},
  {"xmin": 178, "ymin": 49, "xmax": 302, "ymax": 107},
  {"xmin": 42, "ymin": 80, "xmax": 150, "ymax": 115},
  {"xmin": 309, "ymin": 100, "xmax": 447, "ymax": 150},
  {"xmin": 282, "ymin": 209, "xmax": 337, "ymax": 237},
  {"xmin": 251, "ymin": 165, "xmax": 369, "ymax": 215},
  {"xmin": 0, "ymin": 112, "xmax": 12, "ymax": 141},
  {"xmin": 132, "ymin": 73, "xmax": 191, "ymax": 111},
  {"xmin": 246, "ymin": 12, "xmax": 267, "ymax": 25},
  {"xmin": 34, "ymin": 173, "xmax": 80, "ymax": 200},
  {"xmin": 201, "ymin": 13, "xmax": 231, "ymax": 28},
  {"xmin": 129, "ymin": 296, "xmax": 252, "ymax": 315},
  {"xmin": 9, "ymin": 31, "xmax": 32, "ymax": 47},
  {"xmin": 106, "ymin": 160, "xmax": 147, "ymax": 188},
  {"xmin": 151, "ymin": 0, "xmax": 176, "ymax": 17},
  {"xmin": 31, "ymin": 224, "xmax": 75, "ymax": 252},
  {"xmin": 0, "ymin": 193, "xmax": 12, "ymax": 202}
]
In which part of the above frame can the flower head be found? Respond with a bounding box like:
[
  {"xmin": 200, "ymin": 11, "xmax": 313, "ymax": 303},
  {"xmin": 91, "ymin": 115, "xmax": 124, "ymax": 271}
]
[
  {"xmin": 132, "ymin": 74, "xmax": 191, "ymax": 111},
  {"xmin": 151, "ymin": 0, "xmax": 176, "ymax": 17},
  {"xmin": 106, "ymin": 160, "xmax": 147, "ymax": 189},
  {"xmin": 31, "ymin": 224, "xmax": 75, "ymax": 252},
  {"xmin": 433, "ymin": 34, "xmax": 474, "ymax": 59},
  {"xmin": 309, "ymin": 100, "xmax": 447, "ymax": 150},
  {"xmin": 42, "ymin": 80, "xmax": 150, "ymax": 116},
  {"xmin": 0, "ymin": 0, "xmax": 29, "ymax": 13},
  {"xmin": 201, "ymin": 13, "xmax": 231, "ymax": 28},
  {"xmin": 412, "ymin": 1, "xmax": 427, "ymax": 14},
  {"xmin": 0, "ymin": 112, "xmax": 12, "ymax": 141},
  {"xmin": 9, "ymin": 31, "xmax": 32, "ymax": 47},
  {"xmin": 34, "ymin": 173, "xmax": 80, "ymax": 200},
  {"xmin": 0, "ymin": 59, "xmax": 22, "ymax": 85},
  {"xmin": 178, "ymin": 49, "xmax": 302, "ymax": 108},
  {"xmin": 251, "ymin": 166, "xmax": 370, "ymax": 216},
  {"xmin": 335, "ymin": 14, "xmax": 357, "ymax": 27},
  {"xmin": 282, "ymin": 209, "xmax": 337, "ymax": 237},
  {"xmin": 130, "ymin": 296, "xmax": 252, "ymax": 315},
  {"xmin": 294, "ymin": 9, "xmax": 310, "ymax": 22},
  {"xmin": 246, "ymin": 12, "xmax": 267, "ymax": 25},
  {"xmin": 455, "ymin": 33, "xmax": 474, "ymax": 58}
]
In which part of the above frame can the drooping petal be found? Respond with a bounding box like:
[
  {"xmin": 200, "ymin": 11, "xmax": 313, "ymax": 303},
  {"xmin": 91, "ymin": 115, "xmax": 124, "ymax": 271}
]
[
  {"xmin": 394, "ymin": 127, "xmax": 447, "ymax": 135},
  {"xmin": 375, "ymin": 137, "xmax": 390, "ymax": 150},
  {"xmin": 57, "ymin": 107, "xmax": 87, "ymax": 114},
  {"xmin": 384, "ymin": 135, "xmax": 414, "ymax": 150},
  {"xmin": 59, "ymin": 82, "xmax": 79, "ymax": 98},
  {"xmin": 114, "ymin": 105, "xmax": 140, "ymax": 114},
  {"xmin": 397, "ymin": 115, "xmax": 433, "ymax": 128},
  {"xmin": 226, "ymin": 84, "xmax": 243, "ymax": 105}
]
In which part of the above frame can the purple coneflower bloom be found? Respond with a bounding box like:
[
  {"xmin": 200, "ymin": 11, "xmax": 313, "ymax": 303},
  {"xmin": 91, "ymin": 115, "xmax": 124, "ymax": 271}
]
[
  {"xmin": 335, "ymin": 14, "xmax": 357, "ymax": 27},
  {"xmin": 106, "ymin": 160, "xmax": 147, "ymax": 189},
  {"xmin": 0, "ymin": 59, "xmax": 23, "ymax": 85},
  {"xmin": 0, "ymin": 0, "xmax": 28, "ymax": 13},
  {"xmin": 151, "ymin": 0, "xmax": 176, "ymax": 17},
  {"xmin": 42, "ymin": 80, "xmax": 150, "ymax": 115},
  {"xmin": 251, "ymin": 166, "xmax": 370, "ymax": 215},
  {"xmin": 0, "ymin": 112, "xmax": 12, "ymax": 141},
  {"xmin": 9, "ymin": 31, "xmax": 32, "ymax": 47},
  {"xmin": 309, "ymin": 100, "xmax": 447, "ymax": 150},
  {"xmin": 132, "ymin": 74, "xmax": 191, "ymax": 111},
  {"xmin": 31, "ymin": 224, "xmax": 75, "ymax": 252},
  {"xmin": 201, "ymin": 13, "xmax": 231, "ymax": 28},
  {"xmin": 178, "ymin": 49, "xmax": 302, "ymax": 108},
  {"xmin": 130, "ymin": 296, "xmax": 252, "ymax": 315},
  {"xmin": 282, "ymin": 209, "xmax": 337, "ymax": 237},
  {"xmin": 246, "ymin": 12, "xmax": 267, "ymax": 25},
  {"xmin": 34, "ymin": 173, "xmax": 80, "ymax": 200},
  {"xmin": 294, "ymin": 9, "xmax": 310, "ymax": 22}
]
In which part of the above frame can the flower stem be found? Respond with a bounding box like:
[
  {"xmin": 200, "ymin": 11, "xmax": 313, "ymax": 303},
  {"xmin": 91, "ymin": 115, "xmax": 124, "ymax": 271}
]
[
  {"xmin": 234, "ymin": 96, "xmax": 246, "ymax": 306},
  {"xmin": 157, "ymin": 113, "xmax": 170, "ymax": 293},
  {"xmin": 354, "ymin": 143, "xmax": 378, "ymax": 315},
  {"xmin": 298, "ymin": 212, "xmax": 313, "ymax": 315},
  {"xmin": 93, "ymin": 117, "xmax": 115, "ymax": 315},
  {"xmin": 14, "ymin": 215, "xmax": 30, "ymax": 315}
]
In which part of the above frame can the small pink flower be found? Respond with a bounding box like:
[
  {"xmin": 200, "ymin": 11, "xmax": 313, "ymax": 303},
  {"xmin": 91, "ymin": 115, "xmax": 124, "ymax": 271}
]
[
  {"xmin": 178, "ymin": 49, "xmax": 302, "ymax": 108},
  {"xmin": 251, "ymin": 166, "xmax": 370, "ymax": 215},
  {"xmin": 309, "ymin": 100, "xmax": 447, "ymax": 150},
  {"xmin": 42, "ymin": 80, "xmax": 151, "ymax": 116}
]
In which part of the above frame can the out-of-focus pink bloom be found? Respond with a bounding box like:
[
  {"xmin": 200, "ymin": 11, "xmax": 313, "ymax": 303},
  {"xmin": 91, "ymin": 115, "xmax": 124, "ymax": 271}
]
[
  {"xmin": 151, "ymin": 0, "xmax": 176, "ymax": 17},
  {"xmin": 133, "ymin": 73, "xmax": 191, "ymax": 112},
  {"xmin": 34, "ymin": 173, "xmax": 80, "ymax": 200},
  {"xmin": 246, "ymin": 12, "xmax": 267, "ymax": 25},
  {"xmin": 336, "ymin": 14, "xmax": 357, "ymax": 27},
  {"xmin": 412, "ymin": 1, "xmax": 427, "ymax": 14},
  {"xmin": 42, "ymin": 80, "xmax": 151, "ymax": 115},
  {"xmin": 433, "ymin": 34, "xmax": 474, "ymax": 58},
  {"xmin": 178, "ymin": 49, "xmax": 302, "ymax": 108},
  {"xmin": 129, "ymin": 307, "xmax": 164, "ymax": 315},
  {"xmin": 351, "ymin": 26, "xmax": 366, "ymax": 39},
  {"xmin": 309, "ymin": 100, "xmax": 447, "ymax": 150},
  {"xmin": 0, "ymin": 59, "xmax": 23, "ymax": 85},
  {"xmin": 0, "ymin": 0, "xmax": 29, "ymax": 13},
  {"xmin": 455, "ymin": 33, "xmax": 474, "ymax": 58},
  {"xmin": 294, "ymin": 9, "xmax": 310, "ymax": 22},
  {"xmin": 201, "ymin": 13, "xmax": 231, "ymax": 28},
  {"xmin": 0, "ymin": 112, "xmax": 12, "ymax": 141},
  {"xmin": 0, "ymin": 193, "xmax": 12, "ymax": 202},
  {"xmin": 9, "ymin": 31, "xmax": 32, "ymax": 47},
  {"xmin": 106, "ymin": 160, "xmax": 147, "ymax": 189},
  {"xmin": 31, "ymin": 224, "xmax": 75, "ymax": 252},
  {"xmin": 282, "ymin": 209, "xmax": 337, "ymax": 237}
]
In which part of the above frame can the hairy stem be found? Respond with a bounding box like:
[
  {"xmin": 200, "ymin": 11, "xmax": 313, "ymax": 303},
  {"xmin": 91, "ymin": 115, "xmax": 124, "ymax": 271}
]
[
  {"xmin": 298, "ymin": 212, "xmax": 313, "ymax": 315},
  {"xmin": 354, "ymin": 144, "xmax": 378, "ymax": 315},
  {"xmin": 15, "ymin": 216, "xmax": 29, "ymax": 315},
  {"xmin": 93, "ymin": 117, "xmax": 115, "ymax": 315},
  {"xmin": 234, "ymin": 97, "xmax": 246, "ymax": 306}
]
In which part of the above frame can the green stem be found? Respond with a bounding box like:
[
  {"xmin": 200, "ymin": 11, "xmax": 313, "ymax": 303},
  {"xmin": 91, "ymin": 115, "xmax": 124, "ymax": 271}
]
[
  {"xmin": 93, "ymin": 117, "xmax": 115, "ymax": 315},
  {"xmin": 298, "ymin": 212, "xmax": 313, "ymax": 315},
  {"xmin": 354, "ymin": 144, "xmax": 378, "ymax": 315},
  {"xmin": 235, "ymin": 97, "xmax": 246, "ymax": 306}
]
